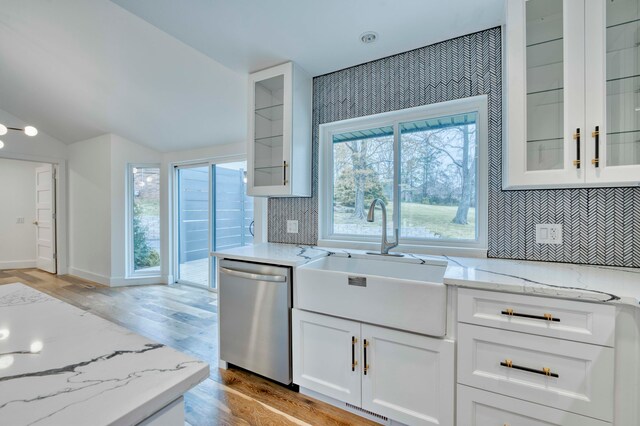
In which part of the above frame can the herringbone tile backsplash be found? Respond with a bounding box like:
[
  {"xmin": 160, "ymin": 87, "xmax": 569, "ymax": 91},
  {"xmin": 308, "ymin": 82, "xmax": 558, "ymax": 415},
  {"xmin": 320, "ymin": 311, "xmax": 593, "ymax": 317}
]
[{"xmin": 268, "ymin": 27, "xmax": 640, "ymax": 267}]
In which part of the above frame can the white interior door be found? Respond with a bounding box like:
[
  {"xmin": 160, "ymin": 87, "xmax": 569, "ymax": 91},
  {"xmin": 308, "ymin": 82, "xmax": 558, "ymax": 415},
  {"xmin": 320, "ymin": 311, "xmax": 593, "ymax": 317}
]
[{"xmin": 35, "ymin": 164, "xmax": 56, "ymax": 273}]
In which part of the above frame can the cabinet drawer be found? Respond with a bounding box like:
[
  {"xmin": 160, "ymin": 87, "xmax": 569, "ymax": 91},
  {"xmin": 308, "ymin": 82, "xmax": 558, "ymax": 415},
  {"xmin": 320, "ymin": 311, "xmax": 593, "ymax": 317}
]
[
  {"xmin": 458, "ymin": 323, "xmax": 614, "ymax": 422},
  {"xmin": 458, "ymin": 288, "xmax": 616, "ymax": 346},
  {"xmin": 457, "ymin": 385, "xmax": 610, "ymax": 426}
]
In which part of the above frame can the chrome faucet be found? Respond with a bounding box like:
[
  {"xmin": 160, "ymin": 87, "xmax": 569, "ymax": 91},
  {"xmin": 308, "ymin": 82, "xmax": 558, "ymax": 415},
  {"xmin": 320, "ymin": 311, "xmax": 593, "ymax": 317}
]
[{"xmin": 366, "ymin": 198, "xmax": 402, "ymax": 256}]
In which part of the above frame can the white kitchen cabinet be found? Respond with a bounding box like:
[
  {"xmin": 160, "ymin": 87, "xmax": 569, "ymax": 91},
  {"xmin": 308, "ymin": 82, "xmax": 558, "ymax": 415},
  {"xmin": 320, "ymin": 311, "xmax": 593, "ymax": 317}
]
[
  {"xmin": 457, "ymin": 384, "xmax": 611, "ymax": 426},
  {"xmin": 457, "ymin": 288, "xmax": 616, "ymax": 346},
  {"xmin": 458, "ymin": 323, "xmax": 614, "ymax": 422},
  {"xmin": 361, "ymin": 324, "xmax": 454, "ymax": 426},
  {"xmin": 292, "ymin": 309, "xmax": 454, "ymax": 426},
  {"xmin": 505, "ymin": 0, "xmax": 640, "ymax": 188},
  {"xmin": 247, "ymin": 62, "xmax": 312, "ymax": 197},
  {"xmin": 292, "ymin": 309, "xmax": 361, "ymax": 406}
]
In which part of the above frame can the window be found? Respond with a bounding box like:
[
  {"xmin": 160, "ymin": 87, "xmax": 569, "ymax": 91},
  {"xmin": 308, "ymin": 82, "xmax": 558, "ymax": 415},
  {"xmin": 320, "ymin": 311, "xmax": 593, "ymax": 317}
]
[
  {"xmin": 320, "ymin": 96, "xmax": 487, "ymax": 251},
  {"xmin": 128, "ymin": 165, "xmax": 161, "ymax": 276}
]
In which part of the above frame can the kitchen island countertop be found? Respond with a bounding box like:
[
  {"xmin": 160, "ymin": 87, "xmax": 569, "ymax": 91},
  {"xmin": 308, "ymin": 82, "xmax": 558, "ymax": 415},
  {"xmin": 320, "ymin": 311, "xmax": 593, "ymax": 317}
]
[{"xmin": 0, "ymin": 283, "xmax": 209, "ymax": 425}]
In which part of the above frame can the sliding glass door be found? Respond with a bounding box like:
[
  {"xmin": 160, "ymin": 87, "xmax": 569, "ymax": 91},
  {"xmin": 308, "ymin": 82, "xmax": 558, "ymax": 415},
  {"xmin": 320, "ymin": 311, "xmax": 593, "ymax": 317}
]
[
  {"xmin": 175, "ymin": 161, "xmax": 253, "ymax": 290},
  {"xmin": 177, "ymin": 165, "xmax": 210, "ymax": 287}
]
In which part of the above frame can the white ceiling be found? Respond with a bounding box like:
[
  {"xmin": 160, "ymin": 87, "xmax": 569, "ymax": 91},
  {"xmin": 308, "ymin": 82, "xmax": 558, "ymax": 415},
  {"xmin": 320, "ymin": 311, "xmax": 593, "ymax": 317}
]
[
  {"xmin": 0, "ymin": 0, "xmax": 504, "ymax": 152},
  {"xmin": 0, "ymin": 0, "xmax": 246, "ymax": 151},
  {"xmin": 111, "ymin": 0, "xmax": 505, "ymax": 76}
]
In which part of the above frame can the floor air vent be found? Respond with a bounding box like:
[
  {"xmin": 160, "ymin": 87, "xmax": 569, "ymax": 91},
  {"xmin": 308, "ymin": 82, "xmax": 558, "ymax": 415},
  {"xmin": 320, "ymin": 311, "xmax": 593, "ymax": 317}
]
[{"xmin": 345, "ymin": 403, "xmax": 388, "ymax": 421}]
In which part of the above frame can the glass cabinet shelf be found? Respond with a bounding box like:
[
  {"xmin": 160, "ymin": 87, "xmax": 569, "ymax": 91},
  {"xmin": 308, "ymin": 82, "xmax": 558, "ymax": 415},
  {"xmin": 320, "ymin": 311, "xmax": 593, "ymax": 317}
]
[
  {"xmin": 254, "ymin": 103, "xmax": 283, "ymax": 121},
  {"xmin": 255, "ymin": 165, "xmax": 284, "ymax": 171},
  {"xmin": 254, "ymin": 134, "xmax": 284, "ymax": 147},
  {"xmin": 526, "ymin": 36, "xmax": 563, "ymax": 48}
]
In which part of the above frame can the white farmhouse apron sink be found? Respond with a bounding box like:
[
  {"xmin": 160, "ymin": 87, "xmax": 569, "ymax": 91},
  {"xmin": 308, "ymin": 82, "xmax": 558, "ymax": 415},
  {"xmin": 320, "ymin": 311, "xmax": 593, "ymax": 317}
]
[{"xmin": 295, "ymin": 256, "xmax": 447, "ymax": 336}]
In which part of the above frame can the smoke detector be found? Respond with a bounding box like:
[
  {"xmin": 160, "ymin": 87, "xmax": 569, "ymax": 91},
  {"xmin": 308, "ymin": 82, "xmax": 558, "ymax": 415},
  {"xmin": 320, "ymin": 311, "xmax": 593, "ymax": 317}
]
[{"xmin": 360, "ymin": 31, "xmax": 378, "ymax": 44}]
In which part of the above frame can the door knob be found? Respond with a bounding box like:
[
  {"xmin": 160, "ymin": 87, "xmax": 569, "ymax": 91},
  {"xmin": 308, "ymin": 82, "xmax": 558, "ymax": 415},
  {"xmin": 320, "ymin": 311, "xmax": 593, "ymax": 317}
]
[{"xmin": 32, "ymin": 220, "xmax": 38, "ymax": 225}]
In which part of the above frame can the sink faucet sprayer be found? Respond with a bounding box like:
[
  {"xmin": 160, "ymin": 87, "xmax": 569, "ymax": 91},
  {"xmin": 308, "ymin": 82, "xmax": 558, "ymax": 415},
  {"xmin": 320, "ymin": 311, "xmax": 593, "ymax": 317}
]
[{"xmin": 366, "ymin": 198, "xmax": 403, "ymax": 257}]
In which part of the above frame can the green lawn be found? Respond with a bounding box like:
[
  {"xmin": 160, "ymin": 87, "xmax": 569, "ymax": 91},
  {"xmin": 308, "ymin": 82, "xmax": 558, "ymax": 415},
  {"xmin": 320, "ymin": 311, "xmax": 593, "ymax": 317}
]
[{"xmin": 335, "ymin": 203, "xmax": 476, "ymax": 240}]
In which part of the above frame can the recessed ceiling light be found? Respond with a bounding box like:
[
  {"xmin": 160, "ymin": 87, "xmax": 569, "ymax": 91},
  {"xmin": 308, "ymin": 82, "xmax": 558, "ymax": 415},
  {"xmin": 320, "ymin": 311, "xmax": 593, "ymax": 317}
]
[{"xmin": 360, "ymin": 31, "xmax": 378, "ymax": 44}]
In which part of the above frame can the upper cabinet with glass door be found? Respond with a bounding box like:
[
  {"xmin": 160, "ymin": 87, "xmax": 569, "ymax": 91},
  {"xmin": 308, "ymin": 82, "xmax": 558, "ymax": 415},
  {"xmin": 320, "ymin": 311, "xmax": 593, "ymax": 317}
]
[
  {"xmin": 247, "ymin": 62, "xmax": 312, "ymax": 197},
  {"xmin": 505, "ymin": 0, "xmax": 640, "ymax": 188},
  {"xmin": 586, "ymin": 0, "xmax": 640, "ymax": 183}
]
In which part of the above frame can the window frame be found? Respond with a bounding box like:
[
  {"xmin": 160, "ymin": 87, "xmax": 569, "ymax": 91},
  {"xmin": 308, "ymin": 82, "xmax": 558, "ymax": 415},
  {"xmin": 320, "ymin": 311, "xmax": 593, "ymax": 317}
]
[
  {"xmin": 126, "ymin": 163, "xmax": 162, "ymax": 278},
  {"xmin": 319, "ymin": 95, "xmax": 488, "ymax": 255}
]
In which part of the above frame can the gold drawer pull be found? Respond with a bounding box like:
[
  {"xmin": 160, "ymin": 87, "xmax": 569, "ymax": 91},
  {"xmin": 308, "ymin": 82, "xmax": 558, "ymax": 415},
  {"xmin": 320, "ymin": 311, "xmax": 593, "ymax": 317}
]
[
  {"xmin": 501, "ymin": 359, "xmax": 559, "ymax": 378},
  {"xmin": 501, "ymin": 309, "xmax": 560, "ymax": 322}
]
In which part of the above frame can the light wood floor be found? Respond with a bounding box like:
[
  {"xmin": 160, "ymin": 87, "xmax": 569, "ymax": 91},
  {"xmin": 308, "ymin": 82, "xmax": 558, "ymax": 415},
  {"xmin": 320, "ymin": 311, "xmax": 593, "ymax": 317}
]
[{"xmin": 0, "ymin": 269, "xmax": 376, "ymax": 426}]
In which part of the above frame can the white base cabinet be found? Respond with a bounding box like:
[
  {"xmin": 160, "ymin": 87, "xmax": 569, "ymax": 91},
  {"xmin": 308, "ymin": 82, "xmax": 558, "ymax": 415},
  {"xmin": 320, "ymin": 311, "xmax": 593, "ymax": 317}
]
[
  {"xmin": 457, "ymin": 385, "xmax": 610, "ymax": 426},
  {"xmin": 457, "ymin": 288, "xmax": 616, "ymax": 425},
  {"xmin": 458, "ymin": 323, "xmax": 614, "ymax": 422},
  {"xmin": 292, "ymin": 308, "xmax": 361, "ymax": 406},
  {"xmin": 293, "ymin": 309, "xmax": 454, "ymax": 426}
]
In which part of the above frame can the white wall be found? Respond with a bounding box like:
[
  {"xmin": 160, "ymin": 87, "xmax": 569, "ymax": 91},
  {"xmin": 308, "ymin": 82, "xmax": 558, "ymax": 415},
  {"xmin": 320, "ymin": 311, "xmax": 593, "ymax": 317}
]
[
  {"xmin": 0, "ymin": 158, "xmax": 42, "ymax": 268},
  {"xmin": 68, "ymin": 133, "xmax": 164, "ymax": 286},
  {"xmin": 68, "ymin": 134, "xmax": 111, "ymax": 283}
]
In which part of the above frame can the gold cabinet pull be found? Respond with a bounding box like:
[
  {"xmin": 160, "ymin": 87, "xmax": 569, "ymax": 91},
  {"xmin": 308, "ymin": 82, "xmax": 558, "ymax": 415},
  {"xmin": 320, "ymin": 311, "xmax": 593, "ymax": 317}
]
[
  {"xmin": 500, "ymin": 359, "xmax": 559, "ymax": 378},
  {"xmin": 282, "ymin": 160, "xmax": 288, "ymax": 185},
  {"xmin": 363, "ymin": 339, "xmax": 369, "ymax": 375},
  {"xmin": 573, "ymin": 128, "xmax": 581, "ymax": 169},
  {"xmin": 592, "ymin": 125, "xmax": 600, "ymax": 168},
  {"xmin": 501, "ymin": 309, "xmax": 560, "ymax": 322},
  {"xmin": 351, "ymin": 336, "xmax": 357, "ymax": 372}
]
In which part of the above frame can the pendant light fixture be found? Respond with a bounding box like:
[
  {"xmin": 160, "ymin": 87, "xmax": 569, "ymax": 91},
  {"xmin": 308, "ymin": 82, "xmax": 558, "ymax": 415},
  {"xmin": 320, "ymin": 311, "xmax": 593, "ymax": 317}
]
[{"xmin": 0, "ymin": 123, "xmax": 38, "ymax": 149}]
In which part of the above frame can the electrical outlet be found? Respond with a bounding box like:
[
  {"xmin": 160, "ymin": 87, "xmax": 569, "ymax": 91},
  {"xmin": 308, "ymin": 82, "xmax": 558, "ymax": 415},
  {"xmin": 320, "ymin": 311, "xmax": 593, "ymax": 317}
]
[
  {"xmin": 535, "ymin": 224, "xmax": 563, "ymax": 244},
  {"xmin": 286, "ymin": 220, "xmax": 299, "ymax": 234},
  {"xmin": 16, "ymin": 217, "xmax": 24, "ymax": 224}
]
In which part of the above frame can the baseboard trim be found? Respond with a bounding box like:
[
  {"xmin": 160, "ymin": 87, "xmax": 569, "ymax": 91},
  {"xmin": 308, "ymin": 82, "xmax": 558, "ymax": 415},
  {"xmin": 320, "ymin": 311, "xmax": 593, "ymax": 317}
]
[
  {"xmin": 109, "ymin": 276, "xmax": 166, "ymax": 287},
  {"xmin": 68, "ymin": 268, "xmax": 169, "ymax": 287},
  {"xmin": 0, "ymin": 260, "xmax": 37, "ymax": 270},
  {"xmin": 68, "ymin": 267, "xmax": 111, "ymax": 286}
]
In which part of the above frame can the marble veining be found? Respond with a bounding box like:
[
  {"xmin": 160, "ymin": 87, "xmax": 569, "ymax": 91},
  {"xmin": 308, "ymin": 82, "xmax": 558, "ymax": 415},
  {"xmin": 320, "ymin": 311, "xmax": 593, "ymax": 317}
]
[
  {"xmin": 443, "ymin": 256, "xmax": 638, "ymax": 306},
  {"xmin": 215, "ymin": 243, "xmax": 640, "ymax": 308},
  {"xmin": 0, "ymin": 283, "xmax": 209, "ymax": 426}
]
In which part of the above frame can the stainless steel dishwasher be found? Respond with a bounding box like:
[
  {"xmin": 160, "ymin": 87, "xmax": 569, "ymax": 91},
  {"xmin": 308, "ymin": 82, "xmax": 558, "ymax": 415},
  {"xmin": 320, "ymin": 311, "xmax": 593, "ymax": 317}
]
[{"xmin": 218, "ymin": 259, "xmax": 292, "ymax": 385}]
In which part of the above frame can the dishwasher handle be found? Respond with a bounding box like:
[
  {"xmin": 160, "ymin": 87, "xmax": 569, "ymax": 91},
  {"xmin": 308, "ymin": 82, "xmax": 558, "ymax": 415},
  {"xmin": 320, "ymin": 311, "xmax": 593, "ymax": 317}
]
[{"xmin": 219, "ymin": 266, "xmax": 287, "ymax": 282}]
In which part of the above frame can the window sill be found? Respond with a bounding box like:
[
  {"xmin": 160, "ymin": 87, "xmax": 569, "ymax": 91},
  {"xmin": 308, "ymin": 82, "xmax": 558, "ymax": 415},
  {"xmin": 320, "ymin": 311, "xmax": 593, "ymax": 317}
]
[{"xmin": 317, "ymin": 239, "xmax": 487, "ymax": 258}]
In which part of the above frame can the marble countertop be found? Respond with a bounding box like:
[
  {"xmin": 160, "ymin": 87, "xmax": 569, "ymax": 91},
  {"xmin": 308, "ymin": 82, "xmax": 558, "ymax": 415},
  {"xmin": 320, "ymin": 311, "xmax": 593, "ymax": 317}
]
[
  {"xmin": 212, "ymin": 243, "xmax": 330, "ymax": 267},
  {"xmin": 442, "ymin": 256, "xmax": 640, "ymax": 307},
  {"xmin": 0, "ymin": 283, "xmax": 209, "ymax": 426},
  {"xmin": 214, "ymin": 243, "xmax": 640, "ymax": 308}
]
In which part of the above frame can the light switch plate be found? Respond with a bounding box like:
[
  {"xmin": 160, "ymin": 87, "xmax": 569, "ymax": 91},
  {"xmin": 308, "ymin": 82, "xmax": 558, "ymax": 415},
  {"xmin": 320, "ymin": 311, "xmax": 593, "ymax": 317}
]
[
  {"xmin": 286, "ymin": 220, "xmax": 299, "ymax": 234},
  {"xmin": 536, "ymin": 224, "xmax": 563, "ymax": 244}
]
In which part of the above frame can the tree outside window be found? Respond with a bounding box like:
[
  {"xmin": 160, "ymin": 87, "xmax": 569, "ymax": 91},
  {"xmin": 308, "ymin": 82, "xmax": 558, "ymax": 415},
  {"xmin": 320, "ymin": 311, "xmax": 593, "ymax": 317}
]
[{"xmin": 331, "ymin": 112, "xmax": 478, "ymax": 241}]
